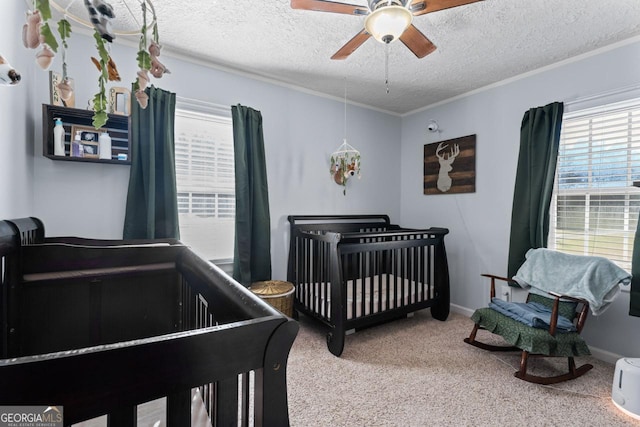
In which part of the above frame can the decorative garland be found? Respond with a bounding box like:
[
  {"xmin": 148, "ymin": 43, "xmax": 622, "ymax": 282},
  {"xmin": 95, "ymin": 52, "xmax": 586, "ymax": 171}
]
[
  {"xmin": 21, "ymin": 1, "xmax": 170, "ymax": 128},
  {"xmin": 330, "ymin": 139, "xmax": 361, "ymax": 196},
  {"xmin": 91, "ymin": 30, "xmax": 109, "ymax": 128}
]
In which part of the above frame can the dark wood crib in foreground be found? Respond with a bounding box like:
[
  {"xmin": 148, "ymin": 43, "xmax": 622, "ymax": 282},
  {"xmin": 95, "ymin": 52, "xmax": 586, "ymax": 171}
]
[
  {"xmin": 287, "ymin": 215, "xmax": 450, "ymax": 356},
  {"xmin": 0, "ymin": 218, "xmax": 298, "ymax": 427}
]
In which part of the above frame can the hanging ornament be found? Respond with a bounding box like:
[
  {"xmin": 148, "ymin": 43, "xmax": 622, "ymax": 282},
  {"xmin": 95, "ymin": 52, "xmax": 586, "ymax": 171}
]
[
  {"xmin": 329, "ymin": 80, "xmax": 361, "ymax": 195},
  {"xmin": 0, "ymin": 53, "xmax": 21, "ymax": 86},
  {"xmin": 330, "ymin": 139, "xmax": 361, "ymax": 196}
]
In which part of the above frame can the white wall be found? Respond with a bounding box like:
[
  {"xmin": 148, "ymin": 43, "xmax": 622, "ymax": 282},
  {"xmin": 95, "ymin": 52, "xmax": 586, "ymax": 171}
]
[
  {"xmin": 30, "ymin": 34, "xmax": 138, "ymax": 240},
  {"xmin": 0, "ymin": 2, "xmax": 35, "ymax": 219},
  {"xmin": 400, "ymin": 39, "xmax": 640, "ymax": 358},
  {"xmin": 19, "ymin": 25, "xmax": 401, "ymax": 282}
]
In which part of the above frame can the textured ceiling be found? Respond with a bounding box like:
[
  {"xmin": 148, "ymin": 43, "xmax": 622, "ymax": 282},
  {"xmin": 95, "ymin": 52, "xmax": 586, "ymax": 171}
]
[{"xmin": 55, "ymin": 0, "xmax": 640, "ymax": 115}]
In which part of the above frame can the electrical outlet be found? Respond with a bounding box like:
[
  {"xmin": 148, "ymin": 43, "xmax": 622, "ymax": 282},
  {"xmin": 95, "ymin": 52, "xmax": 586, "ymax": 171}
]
[{"xmin": 500, "ymin": 284, "xmax": 512, "ymax": 302}]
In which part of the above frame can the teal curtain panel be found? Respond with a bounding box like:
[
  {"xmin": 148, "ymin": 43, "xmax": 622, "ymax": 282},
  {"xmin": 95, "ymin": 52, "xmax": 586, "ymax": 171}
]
[
  {"xmin": 507, "ymin": 102, "xmax": 564, "ymax": 278},
  {"xmin": 123, "ymin": 86, "xmax": 179, "ymax": 239},
  {"xmin": 231, "ymin": 104, "xmax": 272, "ymax": 286}
]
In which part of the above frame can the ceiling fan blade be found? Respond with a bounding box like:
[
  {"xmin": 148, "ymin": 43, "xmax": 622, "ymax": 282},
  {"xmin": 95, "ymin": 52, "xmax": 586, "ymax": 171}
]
[
  {"xmin": 410, "ymin": 0, "xmax": 483, "ymax": 16},
  {"xmin": 331, "ymin": 30, "xmax": 371, "ymax": 60},
  {"xmin": 291, "ymin": 0, "xmax": 369, "ymax": 15},
  {"xmin": 399, "ymin": 25, "xmax": 436, "ymax": 58}
]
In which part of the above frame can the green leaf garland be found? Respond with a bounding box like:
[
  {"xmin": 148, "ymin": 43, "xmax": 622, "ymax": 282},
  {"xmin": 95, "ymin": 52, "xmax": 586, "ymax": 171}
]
[
  {"xmin": 91, "ymin": 30, "xmax": 109, "ymax": 129},
  {"xmin": 35, "ymin": 0, "xmax": 52, "ymax": 21},
  {"xmin": 136, "ymin": 49, "xmax": 151, "ymax": 70},
  {"xmin": 57, "ymin": 19, "xmax": 71, "ymax": 79},
  {"xmin": 39, "ymin": 22, "xmax": 58, "ymax": 53},
  {"xmin": 57, "ymin": 19, "xmax": 71, "ymax": 43}
]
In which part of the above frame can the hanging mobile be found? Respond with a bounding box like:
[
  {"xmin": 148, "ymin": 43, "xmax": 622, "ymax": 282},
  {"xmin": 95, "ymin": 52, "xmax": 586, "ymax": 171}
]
[{"xmin": 329, "ymin": 80, "xmax": 361, "ymax": 195}]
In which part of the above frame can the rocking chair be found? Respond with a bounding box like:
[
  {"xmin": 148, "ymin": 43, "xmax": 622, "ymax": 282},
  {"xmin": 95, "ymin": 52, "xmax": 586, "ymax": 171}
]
[
  {"xmin": 464, "ymin": 273, "xmax": 592, "ymax": 384},
  {"xmin": 464, "ymin": 248, "xmax": 631, "ymax": 384},
  {"xmin": 466, "ymin": 248, "xmax": 632, "ymax": 384}
]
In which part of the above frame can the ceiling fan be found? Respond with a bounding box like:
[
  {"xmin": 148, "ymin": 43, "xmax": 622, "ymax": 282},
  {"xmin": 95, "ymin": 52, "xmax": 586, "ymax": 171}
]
[{"xmin": 290, "ymin": 0, "xmax": 483, "ymax": 60}]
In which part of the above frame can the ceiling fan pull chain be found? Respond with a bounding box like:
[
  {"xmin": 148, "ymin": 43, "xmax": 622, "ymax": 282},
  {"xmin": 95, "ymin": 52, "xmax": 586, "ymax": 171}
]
[{"xmin": 385, "ymin": 43, "xmax": 390, "ymax": 94}]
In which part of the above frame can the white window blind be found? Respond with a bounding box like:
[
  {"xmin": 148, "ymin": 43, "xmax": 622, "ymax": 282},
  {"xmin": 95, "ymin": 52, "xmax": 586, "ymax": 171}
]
[
  {"xmin": 175, "ymin": 108, "xmax": 235, "ymax": 261},
  {"xmin": 549, "ymin": 98, "xmax": 640, "ymax": 272}
]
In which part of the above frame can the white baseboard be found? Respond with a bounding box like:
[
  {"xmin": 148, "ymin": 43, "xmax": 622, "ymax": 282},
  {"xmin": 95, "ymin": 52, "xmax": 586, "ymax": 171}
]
[
  {"xmin": 588, "ymin": 346, "xmax": 623, "ymax": 365},
  {"xmin": 451, "ymin": 303, "xmax": 475, "ymax": 317},
  {"xmin": 450, "ymin": 303, "xmax": 622, "ymax": 364}
]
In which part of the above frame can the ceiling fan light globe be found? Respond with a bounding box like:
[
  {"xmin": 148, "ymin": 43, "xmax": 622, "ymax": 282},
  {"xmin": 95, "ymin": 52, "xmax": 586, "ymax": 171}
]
[{"xmin": 364, "ymin": 5, "xmax": 413, "ymax": 44}]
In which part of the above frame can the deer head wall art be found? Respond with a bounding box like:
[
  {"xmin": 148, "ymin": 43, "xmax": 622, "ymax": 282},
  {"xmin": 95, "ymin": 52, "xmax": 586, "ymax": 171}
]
[
  {"xmin": 424, "ymin": 134, "xmax": 476, "ymax": 195},
  {"xmin": 435, "ymin": 141, "xmax": 459, "ymax": 192}
]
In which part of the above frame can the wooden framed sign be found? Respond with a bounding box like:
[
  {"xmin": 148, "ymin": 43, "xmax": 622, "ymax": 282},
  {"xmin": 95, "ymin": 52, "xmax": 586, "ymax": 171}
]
[
  {"xmin": 424, "ymin": 134, "xmax": 476, "ymax": 195},
  {"xmin": 109, "ymin": 86, "xmax": 131, "ymax": 115},
  {"xmin": 70, "ymin": 125, "xmax": 104, "ymax": 159}
]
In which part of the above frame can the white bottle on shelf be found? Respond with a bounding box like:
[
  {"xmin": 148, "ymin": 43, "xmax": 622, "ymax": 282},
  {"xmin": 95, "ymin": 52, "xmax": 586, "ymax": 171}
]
[
  {"xmin": 98, "ymin": 131, "xmax": 112, "ymax": 160},
  {"xmin": 53, "ymin": 117, "xmax": 65, "ymax": 156},
  {"xmin": 72, "ymin": 131, "xmax": 83, "ymax": 158}
]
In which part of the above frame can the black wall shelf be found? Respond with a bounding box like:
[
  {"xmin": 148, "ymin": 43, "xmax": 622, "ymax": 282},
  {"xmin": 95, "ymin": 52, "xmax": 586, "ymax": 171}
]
[{"xmin": 42, "ymin": 104, "xmax": 131, "ymax": 165}]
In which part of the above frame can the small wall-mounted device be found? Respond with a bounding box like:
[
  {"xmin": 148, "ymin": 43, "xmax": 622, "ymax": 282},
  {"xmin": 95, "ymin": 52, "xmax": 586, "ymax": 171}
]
[{"xmin": 427, "ymin": 120, "xmax": 439, "ymax": 132}]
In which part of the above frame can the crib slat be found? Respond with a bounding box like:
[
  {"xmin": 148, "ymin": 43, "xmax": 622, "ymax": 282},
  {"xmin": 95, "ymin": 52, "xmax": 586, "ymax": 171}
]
[
  {"xmin": 323, "ymin": 240, "xmax": 328, "ymax": 319},
  {"xmin": 240, "ymin": 372, "xmax": 250, "ymax": 427},
  {"xmin": 394, "ymin": 244, "xmax": 399, "ymax": 307},
  {"xmin": 166, "ymin": 390, "xmax": 191, "ymax": 427},
  {"xmin": 388, "ymin": 247, "xmax": 394, "ymax": 309},
  {"xmin": 312, "ymin": 240, "xmax": 318, "ymax": 317},
  {"xmin": 428, "ymin": 244, "xmax": 433, "ymax": 299},
  {"xmin": 413, "ymin": 244, "xmax": 418, "ymax": 302},
  {"xmin": 404, "ymin": 239, "xmax": 408, "ymax": 305},
  {"xmin": 368, "ymin": 250, "xmax": 373, "ymax": 316},
  {"xmin": 376, "ymin": 250, "xmax": 382, "ymax": 314},
  {"xmin": 307, "ymin": 239, "xmax": 313, "ymax": 315},
  {"xmin": 215, "ymin": 376, "xmax": 239, "ymax": 426},
  {"xmin": 107, "ymin": 406, "xmax": 136, "ymax": 427},
  {"xmin": 302, "ymin": 238, "xmax": 308, "ymax": 312},
  {"xmin": 419, "ymin": 244, "xmax": 425, "ymax": 302},
  {"xmin": 349, "ymin": 253, "xmax": 355, "ymax": 320}
]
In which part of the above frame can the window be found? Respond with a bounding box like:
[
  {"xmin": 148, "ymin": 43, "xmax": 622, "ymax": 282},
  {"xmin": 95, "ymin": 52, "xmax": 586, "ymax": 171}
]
[
  {"xmin": 175, "ymin": 107, "xmax": 235, "ymax": 261},
  {"xmin": 549, "ymin": 98, "xmax": 640, "ymax": 271}
]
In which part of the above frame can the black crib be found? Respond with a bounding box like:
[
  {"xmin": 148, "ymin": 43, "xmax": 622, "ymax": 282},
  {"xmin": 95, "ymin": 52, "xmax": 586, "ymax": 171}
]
[
  {"xmin": 287, "ymin": 215, "xmax": 449, "ymax": 356},
  {"xmin": 0, "ymin": 217, "xmax": 298, "ymax": 426}
]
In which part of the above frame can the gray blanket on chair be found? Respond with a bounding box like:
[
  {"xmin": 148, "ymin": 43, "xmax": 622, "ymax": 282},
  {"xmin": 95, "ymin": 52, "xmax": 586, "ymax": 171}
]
[
  {"xmin": 512, "ymin": 248, "xmax": 631, "ymax": 316},
  {"xmin": 489, "ymin": 297, "xmax": 577, "ymax": 331}
]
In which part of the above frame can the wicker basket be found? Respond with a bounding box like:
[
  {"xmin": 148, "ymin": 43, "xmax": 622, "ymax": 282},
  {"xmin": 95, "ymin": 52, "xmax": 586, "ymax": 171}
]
[{"xmin": 249, "ymin": 280, "xmax": 295, "ymax": 317}]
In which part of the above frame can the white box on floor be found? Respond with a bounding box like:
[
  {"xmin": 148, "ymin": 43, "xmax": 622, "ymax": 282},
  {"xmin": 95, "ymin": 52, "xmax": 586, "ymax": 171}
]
[{"xmin": 612, "ymin": 358, "xmax": 640, "ymax": 421}]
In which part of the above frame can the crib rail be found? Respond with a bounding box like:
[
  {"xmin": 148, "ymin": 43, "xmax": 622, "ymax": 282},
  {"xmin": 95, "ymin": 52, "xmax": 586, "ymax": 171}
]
[
  {"xmin": 288, "ymin": 215, "xmax": 449, "ymax": 356},
  {"xmin": 0, "ymin": 220, "xmax": 298, "ymax": 427},
  {"xmin": 176, "ymin": 251, "xmax": 299, "ymax": 427},
  {"xmin": 5, "ymin": 217, "xmax": 44, "ymax": 244},
  {"xmin": 339, "ymin": 229, "xmax": 449, "ymax": 326},
  {"xmin": 287, "ymin": 214, "xmax": 392, "ymax": 235},
  {"xmin": 290, "ymin": 228, "xmax": 449, "ymax": 324},
  {"xmin": 0, "ymin": 221, "xmax": 19, "ymax": 359},
  {"xmin": 0, "ymin": 320, "xmax": 288, "ymax": 425}
]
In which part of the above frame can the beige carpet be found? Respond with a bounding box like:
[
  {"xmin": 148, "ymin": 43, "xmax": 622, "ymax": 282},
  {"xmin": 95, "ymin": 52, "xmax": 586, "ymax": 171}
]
[{"xmin": 287, "ymin": 311, "xmax": 637, "ymax": 427}]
